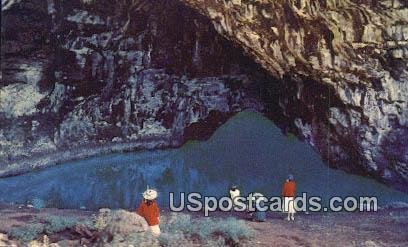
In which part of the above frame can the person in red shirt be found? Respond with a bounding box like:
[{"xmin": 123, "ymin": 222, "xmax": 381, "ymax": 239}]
[
  {"xmin": 137, "ymin": 188, "xmax": 160, "ymax": 235},
  {"xmin": 282, "ymin": 174, "xmax": 296, "ymax": 221}
]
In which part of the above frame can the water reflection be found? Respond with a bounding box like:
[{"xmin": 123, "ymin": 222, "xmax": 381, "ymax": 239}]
[{"xmin": 0, "ymin": 111, "xmax": 407, "ymax": 209}]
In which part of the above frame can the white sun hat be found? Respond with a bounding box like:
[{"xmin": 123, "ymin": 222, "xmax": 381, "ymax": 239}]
[{"xmin": 142, "ymin": 188, "xmax": 158, "ymax": 200}]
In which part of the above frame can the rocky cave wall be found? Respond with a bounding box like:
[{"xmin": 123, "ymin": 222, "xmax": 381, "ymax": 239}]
[
  {"xmin": 179, "ymin": 0, "xmax": 408, "ymax": 189},
  {"xmin": 1, "ymin": 0, "xmax": 407, "ymax": 190},
  {"xmin": 1, "ymin": 0, "xmax": 268, "ymax": 175}
]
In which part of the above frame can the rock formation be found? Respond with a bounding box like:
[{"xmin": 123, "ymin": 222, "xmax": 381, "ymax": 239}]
[
  {"xmin": 1, "ymin": 0, "xmax": 407, "ymax": 190},
  {"xmin": 0, "ymin": 0, "xmax": 264, "ymax": 175},
  {"xmin": 171, "ymin": 0, "xmax": 408, "ymax": 190}
]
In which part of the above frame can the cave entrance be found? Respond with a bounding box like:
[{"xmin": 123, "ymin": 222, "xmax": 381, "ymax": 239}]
[{"xmin": 0, "ymin": 0, "xmax": 384, "ymax": 189}]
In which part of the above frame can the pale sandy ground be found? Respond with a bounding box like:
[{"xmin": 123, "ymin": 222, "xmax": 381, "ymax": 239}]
[
  {"xmin": 0, "ymin": 204, "xmax": 407, "ymax": 247},
  {"xmin": 245, "ymin": 210, "xmax": 408, "ymax": 247}
]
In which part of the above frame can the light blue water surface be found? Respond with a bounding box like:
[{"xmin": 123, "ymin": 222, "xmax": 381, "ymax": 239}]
[{"xmin": 0, "ymin": 111, "xmax": 407, "ymax": 209}]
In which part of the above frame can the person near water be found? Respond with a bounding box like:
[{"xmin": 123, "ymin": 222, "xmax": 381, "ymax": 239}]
[
  {"xmin": 137, "ymin": 188, "xmax": 160, "ymax": 235},
  {"xmin": 282, "ymin": 174, "xmax": 296, "ymax": 221},
  {"xmin": 229, "ymin": 185, "xmax": 240, "ymax": 206},
  {"xmin": 250, "ymin": 192, "xmax": 266, "ymax": 222}
]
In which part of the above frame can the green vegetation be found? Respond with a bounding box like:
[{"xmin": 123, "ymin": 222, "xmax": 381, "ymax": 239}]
[
  {"xmin": 160, "ymin": 213, "xmax": 254, "ymax": 246},
  {"xmin": 6, "ymin": 215, "xmax": 90, "ymax": 243},
  {"xmin": 44, "ymin": 215, "xmax": 78, "ymax": 234},
  {"xmin": 91, "ymin": 210, "xmax": 253, "ymax": 246},
  {"xmin": 6, "ymin": 210, "xmax": 253, "ymax": 246},
  {"xmin": 8, "ymin": 224, "xmax": 44, "ymax": 242}
]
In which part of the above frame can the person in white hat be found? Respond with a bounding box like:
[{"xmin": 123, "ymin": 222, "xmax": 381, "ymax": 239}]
[{"xmin": 136, "ymin": 187, "xmax": 160, "ymax": 235}]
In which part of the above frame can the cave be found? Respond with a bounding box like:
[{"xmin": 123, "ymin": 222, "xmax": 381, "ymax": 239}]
[
  {"xmin": 1, "ymin": 0, "xmax": 407, "ymax": 192},
  {"xmin": 1, "ymin": 0, "xmax": 408, "ymax": 246}
]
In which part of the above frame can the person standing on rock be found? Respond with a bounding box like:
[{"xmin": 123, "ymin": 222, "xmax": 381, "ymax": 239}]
[
  {"xmin": 137, "ymin": 188, "xmax": 161, "ymax": 236},
  {"xmin": 282, "ymin": 174, "xmax": 296, "ymax": 221}
]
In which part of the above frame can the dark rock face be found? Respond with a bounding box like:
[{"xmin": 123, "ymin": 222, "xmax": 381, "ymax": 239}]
[
  {"xmin": 0, "ymin": 0, "xmax": 265, "ymax": 174},
  {"xmin": 177, "ymin": 0, "xmax": 408, "ymax": 190},
  {"xmin": 0, "ymin": 0, "xmax": 407, "ymax": 190}
]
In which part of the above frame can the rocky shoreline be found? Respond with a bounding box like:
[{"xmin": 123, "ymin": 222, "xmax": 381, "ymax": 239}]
[{"xmin": 0, "ymin": 138, "xmax": 171, "ymax": 178}]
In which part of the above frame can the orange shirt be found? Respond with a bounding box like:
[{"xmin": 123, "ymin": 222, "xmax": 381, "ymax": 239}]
[
  {"xmin": 282, "ymin": 181, "xmax": 296, "ymax": 197},
  {"xmin": 136, "ymin": 200, "xmax": 160, "ymax": 226}
]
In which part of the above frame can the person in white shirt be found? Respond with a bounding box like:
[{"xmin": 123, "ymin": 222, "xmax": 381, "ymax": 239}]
[{"xmin": 229, "ymin": 185, "xmax": 240, "ymax": 206}]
